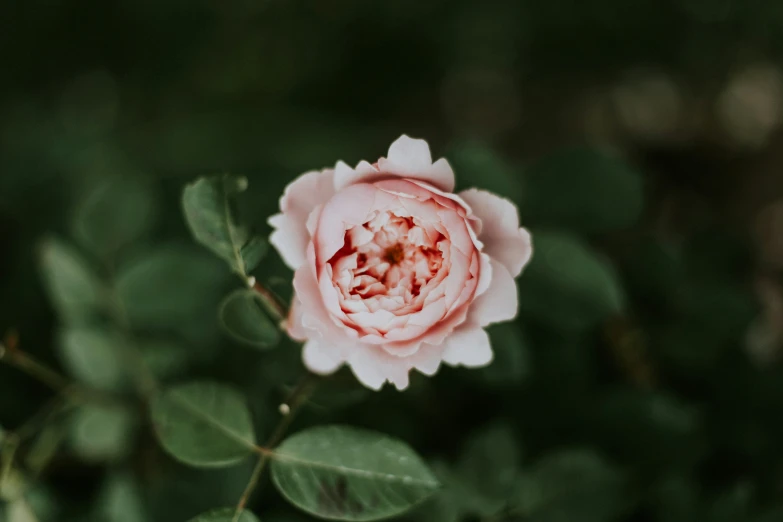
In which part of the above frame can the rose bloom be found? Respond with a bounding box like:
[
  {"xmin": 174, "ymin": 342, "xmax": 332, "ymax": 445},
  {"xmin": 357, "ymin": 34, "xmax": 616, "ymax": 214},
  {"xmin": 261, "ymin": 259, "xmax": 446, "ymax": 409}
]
[{"xmin": 269, "ymin": 135, "xmax": 532, "ymax": 390}]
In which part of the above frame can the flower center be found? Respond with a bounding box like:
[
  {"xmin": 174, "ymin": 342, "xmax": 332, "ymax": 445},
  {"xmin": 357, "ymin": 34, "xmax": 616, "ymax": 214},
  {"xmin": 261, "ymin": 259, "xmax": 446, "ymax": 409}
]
[
  {"xmin": 384, "ymin": 244, "xmax": 405, "ymax": 265},
  {"xmin": 328, "ymin": 210, "xmax": 448, "ymax": 317}
]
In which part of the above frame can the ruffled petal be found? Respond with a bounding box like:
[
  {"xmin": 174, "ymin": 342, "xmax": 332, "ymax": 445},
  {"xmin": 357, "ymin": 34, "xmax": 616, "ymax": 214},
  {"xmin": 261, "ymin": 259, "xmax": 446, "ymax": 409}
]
[
  {"xmin": 268, "ymin": 169, "xmax": 336, "ymax": 269},
  {"xmin": 303, "ymin": 339, "xmax": 344, "ymax": 375},
  {"xmin": 377, "ymin": 136, "xmax": 456, "ymax": 192},
  {"xmin": 459, "ymin": 189, "xmax": 532, "ymax": 277},
  {"xmin": 469, "ymin": 259, "xmax": 519, "ymax": 326},
  {"xmin": 442, "ymin": 325, "xmax": 493, "ymax": 368}
]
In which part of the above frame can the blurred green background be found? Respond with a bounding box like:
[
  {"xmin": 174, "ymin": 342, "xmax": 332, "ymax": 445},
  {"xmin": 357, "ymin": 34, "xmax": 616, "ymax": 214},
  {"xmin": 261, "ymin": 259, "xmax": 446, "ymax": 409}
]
[{"xmin": 3, "ymin": 1, "xmax": 783, "ymax": 521}]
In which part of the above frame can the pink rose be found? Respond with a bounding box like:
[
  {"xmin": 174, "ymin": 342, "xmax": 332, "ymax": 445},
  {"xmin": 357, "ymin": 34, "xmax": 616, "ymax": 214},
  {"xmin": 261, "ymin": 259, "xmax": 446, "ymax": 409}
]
[{"xmin": 269, "ymin": 135, "xmax": 532, "ymax": 390}]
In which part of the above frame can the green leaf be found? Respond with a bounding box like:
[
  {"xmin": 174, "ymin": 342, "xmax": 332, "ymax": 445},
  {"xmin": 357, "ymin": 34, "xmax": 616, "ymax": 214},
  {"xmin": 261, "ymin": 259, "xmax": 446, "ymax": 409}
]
[
  {"xmin": 403, "ymin": 461, "xmax": 461, "ymax": 522},
  {"xmin": 517, "ymin": 231, "xmax": 625, "ymax": 331},
  {"xmin": 477, "ymin": 323, "xmax": 531, "ymax": 387},
  {"xmin": 68, "ymin": 405, "xmax": 135, "ymax": 463},
  {"xmin": 6, "ymin": 498, "xmax": 38, "ymax": 522},
  {"xmin": 182, "ymin": 174, "xmax": 267, "ymax": 277},
  {"xmin": 39, "ymin": 238, "xmax": 104, "ymax": 321},
  {"xmin": 150, "ymin": 381, "xmax": 257, "ymax": 468},
  {"xmin": 138, "ymin": 339, "xmax": 191, "ymax": 381},
  {"xmin": 95, "ymin": 474, "xmax": 148, "ymax": 522},
  {"xmin": 218, "ymin": 289, "xmax": 280, "ymax": 349},
  {"xmin": 72, "ymin": 175, "xmax": 158, "ymax": 256},
  {"xmin": 187, "ymin": 508, "xmax": 261, "ymax": 522},
  {"xmin": 522, "ymin": 146, "xmax": 644, "ymax": 233},
  {"xmin": 115, "ymin": 245, "xmax": 229, "ymax": 332},
  {"xmin": 514, "ymin": 449, "xmax": 628, "ymax": 522},
  {"xmin": 25, "ymin": 422, "xmax": 66, "ymax": 474},
  {"xmin": 271, "ymin": 425, "xmax": 440, "ymax": 521},
  {"xmin": 447, "ymin": 141, "xmax": 522, "ymax": 204},
  {"xmin": 58, "ymin": 327, "xmax": 129, "ymax": 391},
  {"xmin": 457, "ymin": 423, "xmax": 520, "ymax": 515}
]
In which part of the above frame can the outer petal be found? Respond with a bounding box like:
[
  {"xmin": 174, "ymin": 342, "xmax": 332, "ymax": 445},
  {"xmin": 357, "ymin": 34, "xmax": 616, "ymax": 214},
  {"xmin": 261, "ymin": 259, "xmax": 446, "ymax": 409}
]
[
  {"xmin": 347, "ymin": 348, "xmax": 410, "ymax": 391},
  {"xmin": 459, "ymin": 189, "xmax": 532, "ymax": 277},
  {"xmin": 377, "ymin": 136, "xmax": 456, "ymax": 192},
  {"xmin": 442, "ymin": 325, "xmax": 493, "ymax": 368},
  {"xmin": 469, "ymin": 259, "xmax": 519, "ymax": 327},
  {"xmin": 303, "ymin": 339, "xmax": 344, "ymax": 375},
  {"xmin": 269, "ymin": 169, "xmax": 336, "ymax": 269}
]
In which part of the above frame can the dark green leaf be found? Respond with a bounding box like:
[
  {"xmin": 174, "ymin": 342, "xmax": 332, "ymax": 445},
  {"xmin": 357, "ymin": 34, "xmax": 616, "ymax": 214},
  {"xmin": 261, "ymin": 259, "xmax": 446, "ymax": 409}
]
[
  {"xmin": 39, "ymin": 238, "xmax": 104, "ymax": 321},
  {"xmin": 478, "ymin": 323, "xmax": 531, "ymax": 387},
  {"xmin": 457, "ymin": 423, "xmax": 520, "ymax": 515},
  {"xmin": 72, "ymin": 175, "xmax": 158, "ymax": 256},
  {"xmin": 182, "ymin": 174, "xmax": 267, "ymax": 277},
  {"xmin": 115, "ymin": 245, "xmax": 228, "ymax": 333},
  {"xmin": 58, "ymin": 327, "xmax": 129, "ymax": 391},
  {"xmin": 271, "ymin": 425, "xmax": 440, "ymax": 521},
  {"xmin": 522, "ymin": 146, "xmax": 644, "ymax": 233},
  {"xmin": 187, "ymin": 508, "xmax": 261, "ymax": 522},
  {"xmin": 150, "ymin": 381, "xmax": 257, "ymax": 468},
  {"xmin": 95, "ymin": 474, "xmax": 148, "ymax": 522},
  {"xmin": 69, "ymin": 405, "xmax": 136, "ymax": 463},
  {"xmin": 517, "ymin": 231, "xmax": 625, "ymax": 330},
  {"xmin": 514, "ymin": 449, "xmax": 629, "ymax": 522},
  {"xmin": 218, "ymin": 289, "xmax": 280, "ymax": 349}
]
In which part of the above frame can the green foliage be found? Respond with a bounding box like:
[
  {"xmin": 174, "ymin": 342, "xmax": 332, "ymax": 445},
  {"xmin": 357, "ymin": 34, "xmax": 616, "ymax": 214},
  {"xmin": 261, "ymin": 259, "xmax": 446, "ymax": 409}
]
[
  {"xmin": 188, "ymin": 508, "xmax": 261, "ymax": 522},
  {"xmin": 514, "ymin": 449, "xmax": 628, "ymax": 522},
  {"xmin": 218, "ymin": 289, "xmax": 280, "ymax": 349},
  {"xmin": 72, "ymin": 175, "xmax": 158, "ymax": 257},
  {"xmin": 150, "ymin": 381, "xmax": 258, "ymax": 468},
  {"xmin": 114, "ymin": 245, "xmax": 229, "ymax": 332},
  {"xmin": 271, "ymin": 426, "xmax": 439, "ymax": 521},
  {"xmin": 57, "ymin": 327, "xmax": 130, "ymax": 391},
  {"xmin": 517, "ymin": 231, "xmax": 625, "ymax": 330},
  {"xmin": 182, "ymin": 175, "xmax": 268, "ymax": 278},
  {"xmin": 3, "ymin": 5, "xmax": 780, "ymax": 520},
  {"xmin": 522, "ymin": 147, "xmax": 644, "ymax": 233},
  {"xmin": 68, "ymin": 405, "xmax": 136, "ymax": 463},
  {"xmin": 38, "ymin": 238, "xmax": 104, "ymax": 322}
]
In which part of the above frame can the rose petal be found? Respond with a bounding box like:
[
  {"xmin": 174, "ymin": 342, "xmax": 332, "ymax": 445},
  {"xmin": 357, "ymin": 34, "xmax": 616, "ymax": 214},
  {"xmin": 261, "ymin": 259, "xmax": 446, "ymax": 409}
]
[
  {"xmin": 376, "ymin": 136, "xmax": 456, "ymax": 192},
  {"xmin": 441, "ymin": 325, "xmax": 493, "ymax": 368},
  {"xmin": 333, "ymin": 160, "xmax": 384, "ymax": 191},
  {"xmin": 469, "ymin": 259, "xmax": 519, "ymax": 326},
  {"xmin": 303, "ymin": 339, "xmax": 344, "ymax": 375},
  {"xmin": 268, "ymin": 169, "xmax": 336, "ymax": 269},
  {"xmin": 459, "ymin": 189, "xmax": 532, "ymax": 277}
]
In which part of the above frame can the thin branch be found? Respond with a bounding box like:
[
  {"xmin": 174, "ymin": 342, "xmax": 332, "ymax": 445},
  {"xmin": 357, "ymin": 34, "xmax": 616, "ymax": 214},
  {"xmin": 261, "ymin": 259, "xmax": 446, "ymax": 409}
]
[
  {"xmin": 231, "ymin": 375, "xmax": 318, "ymax": 521},
  {"xmin": 251, "ymin": 280, "xmax": 288, "ymax": 325},
  {"xmin": 0, "ymin": 334, "xmax": 123, "ymax": 407}
]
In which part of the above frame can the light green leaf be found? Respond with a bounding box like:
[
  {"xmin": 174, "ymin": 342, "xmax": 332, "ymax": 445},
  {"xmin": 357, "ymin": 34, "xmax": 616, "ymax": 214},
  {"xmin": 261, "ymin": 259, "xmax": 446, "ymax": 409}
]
[
  {"xmin": 95, "ymin": 474, "xmax": 148, "ymax": 522},
  {"xmin": 219, "ymin": 289, "xmax": 280, "ymax": 349},
  {"xmin": 58, "ymin": 327, "xmax": 129, "ymax": 391},
  {"xmin": 25, "ymin": 422, "xmax": 66, "ymax": 474},
  {"xmin": 271, "ymin": 425, "xmax": 440, "ymax": 521},
  {"xmin": 6, "ymin": 499, "xmax": 38, "ymax": 522},
  {"xmin": 68, "ymin": 405, "xmax": 135, "ymax": 463},
  {"xmin": 115, "ymin": 245, "xmax": 229, "ymax": 332},
  {"xmin": 39, "ymin": 238, "xmax": 104, "ymax": 321},
  {"xmin": 182, "ymin": 174, "xmax": 267, "ymax": 277},
  {"xmin": 150, "ymin": 381, "xmax": 257, "ymax": 468},
  {"xmin": 517, "ymin": 231, "xmax": 625, "ymax": 331},
  {"xmin": 522, "ymin": 146, "xmax": 644, "ymax": 233},
  {"xmin": 187, "ymin": 508, "xmax": 261, "ymax": 522},
  {"xmin": 73, "ymin": 175, "xmax": 158, "ymax": 256},
  {"xmin": 514, "ymin": 449, "xmax": 628, "ymax": 522},
  {"xmin": 457, "ymin": 423, "xmax": 520, "ymax": 515}
]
